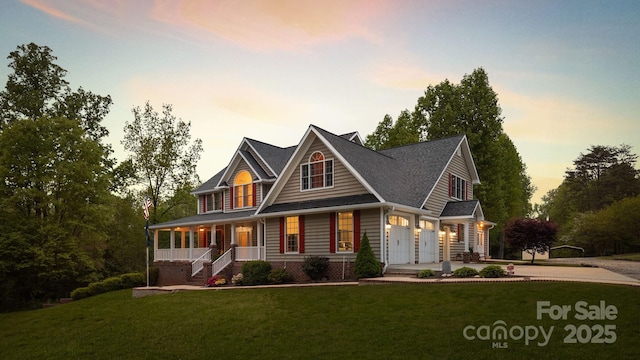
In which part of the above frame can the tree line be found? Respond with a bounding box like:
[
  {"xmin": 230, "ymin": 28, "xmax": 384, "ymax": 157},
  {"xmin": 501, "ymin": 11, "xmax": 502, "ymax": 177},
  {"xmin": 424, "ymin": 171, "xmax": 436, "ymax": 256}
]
[
  {"xmin": 0, "ymin": 43, "xmax": 201, "ymax": 310},
  {"xmin": 537, "ymin": 145, "xmax": 640, "ymax": 256}
]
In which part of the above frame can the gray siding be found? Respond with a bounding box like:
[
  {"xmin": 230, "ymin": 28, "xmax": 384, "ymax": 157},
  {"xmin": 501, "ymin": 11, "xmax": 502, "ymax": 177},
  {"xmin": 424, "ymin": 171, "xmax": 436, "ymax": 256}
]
[
  {"xmin": 265, "ymin": 208, "xmax": 381, "ymax": 262},
  {"xmin": 275, "ymin": 139, "xmax": 369, "ymax": 204},
  {"xmin": 425, "ymin": 146, "xmax": 475, "ymax": 215}
]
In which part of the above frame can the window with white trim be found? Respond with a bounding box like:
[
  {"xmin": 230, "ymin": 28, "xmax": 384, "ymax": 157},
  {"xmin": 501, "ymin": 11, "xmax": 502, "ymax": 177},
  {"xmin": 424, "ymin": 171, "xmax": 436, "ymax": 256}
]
[
  {"xmin": 337, "ymin": 212, "xmax": 353, "ymax": 252},
  {"xmin": 450, "ymin": 174, "xmax": 468, "ymax": 200},
  {"xmin": 234, "ymin": 170, "xmax": 253, "ymax": 208},
  {"xmin": 301, "ymin": 151, "xmax": 333, "ymax": 190},
  {"xmin": 286, "ymin": 216, "xmax": 299, "ymax": 253},
  {"xmin": 205, "ymin": 192, "xmax": 223, "ymax": 212}
]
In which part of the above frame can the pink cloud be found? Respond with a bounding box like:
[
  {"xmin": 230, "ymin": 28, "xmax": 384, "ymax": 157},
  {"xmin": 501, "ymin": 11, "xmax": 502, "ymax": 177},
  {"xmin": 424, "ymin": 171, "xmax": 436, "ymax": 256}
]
[
  {"xmin": 22, "ymin": 0, "xmax": 397, "ymax": 51},
  {"xmin": 21, "ymin": 0, "xmax": 86, "ymax": 25},
  {"xmin": 150, "ymin": 0, "xmax": 395, "ymax": 51}
]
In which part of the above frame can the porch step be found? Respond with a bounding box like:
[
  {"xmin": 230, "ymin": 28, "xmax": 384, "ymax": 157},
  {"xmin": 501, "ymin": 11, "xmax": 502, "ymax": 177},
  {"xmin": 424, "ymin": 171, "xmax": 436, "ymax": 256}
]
[
  {"xmin": 385, "ymin": 269, "xmax": 444, "ymax": 278},
  {"xmin": 188, "ymin": 271, "xmax": 207, "ymax": 286}
]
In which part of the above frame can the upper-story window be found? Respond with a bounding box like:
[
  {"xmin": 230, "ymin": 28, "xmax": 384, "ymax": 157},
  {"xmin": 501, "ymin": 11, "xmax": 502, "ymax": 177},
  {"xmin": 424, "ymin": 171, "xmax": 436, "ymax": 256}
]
[
  {"xmin": 450, "ymin": 174, "xmax": 468, "ymax": 200},
  {"xmin": 234, "ymin": 170, "xmax": 254, "ymax": 208},
  {"xmin": 301, "ymin": 151, "xmax": 333, "ymax": 190},
  {"xmin": 204, "ymin": 192, "xmax": 223, "ymax": 212}
]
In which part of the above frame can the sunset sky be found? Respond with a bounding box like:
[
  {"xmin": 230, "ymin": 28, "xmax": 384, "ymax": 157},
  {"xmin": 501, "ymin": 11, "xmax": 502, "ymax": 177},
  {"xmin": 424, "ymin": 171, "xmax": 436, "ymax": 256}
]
[{"xmin": 1, "ymin": 0, "xmax": 638, "ymax": 204}]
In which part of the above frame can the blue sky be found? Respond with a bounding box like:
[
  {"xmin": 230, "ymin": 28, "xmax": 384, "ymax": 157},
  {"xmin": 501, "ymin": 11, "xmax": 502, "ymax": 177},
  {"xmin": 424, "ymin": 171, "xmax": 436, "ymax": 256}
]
[{"xmin": 1, "ymin": 0, "xmax": 638, "ymax": 204}]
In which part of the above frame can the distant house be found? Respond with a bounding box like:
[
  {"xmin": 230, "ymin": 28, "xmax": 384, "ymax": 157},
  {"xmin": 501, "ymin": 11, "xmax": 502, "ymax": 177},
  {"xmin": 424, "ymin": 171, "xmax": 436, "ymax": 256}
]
[{"xmin": 149, "ymin": 125, "xmax": 494, "ymax": 285}]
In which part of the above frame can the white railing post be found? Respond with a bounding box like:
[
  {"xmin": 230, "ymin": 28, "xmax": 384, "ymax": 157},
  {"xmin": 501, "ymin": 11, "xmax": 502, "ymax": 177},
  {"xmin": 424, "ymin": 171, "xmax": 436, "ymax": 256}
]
[
  {"xmin": 211, "ymin": 248, "xmax": 233, "ymax": 277},
  {"xmin": 191, "ymin": 248, "xmax": 212, "ymax": 277}
]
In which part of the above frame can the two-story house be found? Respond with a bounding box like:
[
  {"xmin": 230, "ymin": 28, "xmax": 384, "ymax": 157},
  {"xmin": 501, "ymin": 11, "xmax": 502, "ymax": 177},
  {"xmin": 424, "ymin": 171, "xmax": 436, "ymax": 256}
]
[{"xmin": 149, "ymin": 125, "xmax": 494, "ymax": 285}]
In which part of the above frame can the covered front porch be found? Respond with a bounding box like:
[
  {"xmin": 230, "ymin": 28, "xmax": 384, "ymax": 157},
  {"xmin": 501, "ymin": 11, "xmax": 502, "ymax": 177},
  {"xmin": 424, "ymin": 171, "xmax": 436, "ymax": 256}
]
[
  {"xmin": 153, "ymin": 221, "xmax": 266, "ymax": 262},
  {"xmin": 149, "ymin": 211, "xmax": 267, "ymax": 282}
]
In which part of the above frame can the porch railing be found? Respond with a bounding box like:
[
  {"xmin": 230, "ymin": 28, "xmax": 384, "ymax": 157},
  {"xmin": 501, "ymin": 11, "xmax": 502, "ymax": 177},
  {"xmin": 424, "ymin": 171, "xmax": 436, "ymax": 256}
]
[
  {"xmin": 211, "ymin": 248, "xmax": 233, "ymax": 277},
  {"xmin": 235, "ymin": 246, "xmax": 261, "ymax": 261},
  {"xmin": 191, "ymin": 249, "xmax": 212, "ymax": 277},
  {"xmin": 156, "ymin": 248, "xmax": 209, "ymax": 261}
]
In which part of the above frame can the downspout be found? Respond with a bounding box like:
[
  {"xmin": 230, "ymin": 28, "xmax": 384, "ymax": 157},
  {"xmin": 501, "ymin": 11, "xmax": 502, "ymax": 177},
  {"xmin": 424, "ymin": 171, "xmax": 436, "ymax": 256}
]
[{"xmin": 381, "ymin": 206, "xmax": 395, "ymax": 274}]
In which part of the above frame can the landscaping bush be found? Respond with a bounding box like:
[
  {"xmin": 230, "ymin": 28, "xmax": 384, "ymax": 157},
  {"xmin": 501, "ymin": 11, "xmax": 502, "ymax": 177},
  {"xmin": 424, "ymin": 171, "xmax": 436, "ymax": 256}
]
[
  {"xmin": 70, "ymin": 271, "xmax": 149, "ymax": 300},
  {"xmin": 453, "ymin": 267, "xmax": 479, "ymax": 278},
  {"xmin": 69, "ymin": 287, "xmax": 92, "ymax": 301},
  {"xmin": 479, "ymin": 265, "xmax": 507, "ymax": 278},
  {"xmin": 418, "ymin": 269, "xmax": 435, "ymax": 278},
  {"xmin": 268, "ymin": 268, "xmax": 293, "ymax": 284},
  {"xmin": 120, "ymin": 273, "xmax": 146, "ymax": 288},
  {"xmin": 354, "ymin": 232, "xmax": 382, "ymax": 279},
  {"xmin": 302, "ymin": 256, "xmax": 329, "ymax": 281},
  {"xmin": 241, "ymin": 260, "xmax": 272, "ymax": 285},
  {"xmin": 231, "ymin": 273, "xmax": 244, "ymax": 285}
]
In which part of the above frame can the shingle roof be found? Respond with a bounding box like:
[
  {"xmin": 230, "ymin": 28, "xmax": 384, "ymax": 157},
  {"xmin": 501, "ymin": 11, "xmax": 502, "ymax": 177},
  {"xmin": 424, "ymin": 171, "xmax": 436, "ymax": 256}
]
[
  {"xmin": 192, "ymin": 167, "xmax": 226, "ymax": 194},
  {"xmin": 261, "ymin": 194, "xmax": 379, "ymax": 214},
  {"xmin": 440, "ymin": 200, "xmax": 480, "ymax": 217},
  {"xmin": 193, "ymin": 138, "xmax": 295, "ymax": 194},
  {"xmin": 245, "ymin": 138, "xmax": 295, "ymax": 175},
  {"xmin": 313, "ymin": 125, "xmax": 464, "ymax": 208},
  {"xmin": 149, "ymin": 210, "xmax": 256, "ymax": 229}
]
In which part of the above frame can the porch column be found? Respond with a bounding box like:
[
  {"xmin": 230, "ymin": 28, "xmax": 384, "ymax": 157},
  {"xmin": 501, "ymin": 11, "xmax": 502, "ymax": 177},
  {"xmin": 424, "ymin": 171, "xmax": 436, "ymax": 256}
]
[
  {"xmin": 464, "ymin": 222, "xmax": 470, "ymax": 253},
  {"xmin": 257, "ymin": 220, "xmax": 263, "ymax": 260},
  {"xmin": 189, "ymin": 227, "xmax": 194, "ymax": 260},
  {"xmin": 170, "ymin": 229, "xmax": 175, "ymax": 262},
  {"xmin": 435, "ymin": 220, "xmax": 441, "ymax": 262},
  {"xmin": 230, "ymin": 223, "xmax": 236, "ymax": 245},
  {"xmin": 211, "ymin": 225, "xmax": 216, "ymax": 247},
  {"xmin": 444, "ymin": 226, "xmax": 450, "ymax": 261},
  {"xmin": 154, "ymin": 230, "xmax": 158, "ymax": 258}
]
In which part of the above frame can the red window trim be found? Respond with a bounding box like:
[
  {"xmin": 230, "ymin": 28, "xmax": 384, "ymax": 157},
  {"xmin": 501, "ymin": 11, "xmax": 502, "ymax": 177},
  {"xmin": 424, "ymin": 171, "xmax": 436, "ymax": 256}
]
[{"xmin": 329, "ymin": 212, "xmax": 336, "ymax": 253}]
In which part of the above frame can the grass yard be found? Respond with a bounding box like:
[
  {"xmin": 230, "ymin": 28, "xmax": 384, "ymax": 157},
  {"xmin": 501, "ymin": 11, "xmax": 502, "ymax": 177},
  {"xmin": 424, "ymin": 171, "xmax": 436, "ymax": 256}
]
[
  {"xmin": 612, "ymin": 253, "xmax": 640, "ymax": 261},
  {"xmin": 1, "ymin": 282, "xmax": 638, "ymax": 360}
]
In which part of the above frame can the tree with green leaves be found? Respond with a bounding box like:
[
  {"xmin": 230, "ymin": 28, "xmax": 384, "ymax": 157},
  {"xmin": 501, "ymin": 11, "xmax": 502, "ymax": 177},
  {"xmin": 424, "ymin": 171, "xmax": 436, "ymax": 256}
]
[
  {"xmin": 122, "ymin": 101, "xmax": 203, "ymax": 224},
  {"xmin": 0, "ymin": 43, "xmax": 123, "ymax": 310},
  {"xmin": 505, "ymin": 218, "xmax": 558, "ymax": 263},
  {"xmin": 0, "ymin": 42, "xmax": 112, "ymax": 144},
  {"xmin": 539, "ymin": 144, "xmax": 640, "ymax": 239},
  {"xmin": 354, "ymin": 232, "xmax": 381, "ymax": 279},
  {"xmin": 365, "ymin": 68, "xmax": 534, "ymax": 257}
]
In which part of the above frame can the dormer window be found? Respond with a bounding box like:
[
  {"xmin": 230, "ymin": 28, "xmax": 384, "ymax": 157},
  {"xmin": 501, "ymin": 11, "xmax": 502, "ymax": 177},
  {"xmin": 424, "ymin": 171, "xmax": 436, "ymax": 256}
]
[
  {"xmin": 234, "ymin": 170, "xmax": 254, "ymax": 208},
  {"xmin": 301, "ymin": 151, "xmax": 333, "ymax": 190},
  {"xmin": 204, "ymin": 193, "xmax": 223, "ymax": 212}
]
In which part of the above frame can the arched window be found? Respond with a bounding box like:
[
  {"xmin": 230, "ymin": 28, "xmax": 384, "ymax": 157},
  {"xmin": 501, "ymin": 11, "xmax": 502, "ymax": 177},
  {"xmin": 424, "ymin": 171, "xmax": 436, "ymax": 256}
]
[
  {"xmin": 301, "ymin": 151, "xmax": 333, "ymax": 190},
  {"xmin": 234, "ymin": 170, "xmax": 253, "ymax": 208}
]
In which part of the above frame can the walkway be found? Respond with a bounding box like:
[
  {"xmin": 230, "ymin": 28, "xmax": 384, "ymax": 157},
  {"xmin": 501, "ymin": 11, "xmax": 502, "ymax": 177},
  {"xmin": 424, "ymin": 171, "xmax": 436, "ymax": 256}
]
[
  {"xmin": 375, "ymin": 260, "xmax": 640, "ymax": 287},
  {"xmin": 134, "ymin": 259, "xmax": 640, "ymax": 297}
]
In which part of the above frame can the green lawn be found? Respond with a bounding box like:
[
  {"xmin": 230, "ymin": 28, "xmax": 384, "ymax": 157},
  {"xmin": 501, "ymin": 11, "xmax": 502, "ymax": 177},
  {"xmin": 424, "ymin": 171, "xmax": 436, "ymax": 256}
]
[
  {"xmin": 611, "ymin": 253, "xmax": 640, "ymax": 261},
  {"xmin": 1, "ymin": 283, "xmax": 638, "ymax": 359}
]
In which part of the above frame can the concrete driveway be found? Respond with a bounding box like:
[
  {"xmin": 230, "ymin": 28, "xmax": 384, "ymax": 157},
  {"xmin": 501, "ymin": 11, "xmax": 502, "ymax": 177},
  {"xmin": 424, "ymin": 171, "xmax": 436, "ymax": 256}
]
[{"xmin": 385, "ymin": 259, "xmax": 640, "ymax": 286}]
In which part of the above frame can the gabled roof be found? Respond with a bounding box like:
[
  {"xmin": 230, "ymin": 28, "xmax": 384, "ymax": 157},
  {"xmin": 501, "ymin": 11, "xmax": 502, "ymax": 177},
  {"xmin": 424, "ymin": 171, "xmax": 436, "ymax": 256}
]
[
  {"xmin": 440, "ymin": 200, "xmax": 484, "ymax": 221},
  {"xmin": 244, "ymin": 138, "xmax": 296, "ymax": 176},
  {"xmin": 339, "ymin": 131, "xmax": 364, "ymax": 145},
  {"xmin": 192, "ymin": 137, "xmax": 295, "ymax": 194},
  {"xmin": 192, "ymin": 167, "xmax": 226, "ymax": 195},
  {"xmin": 259, "ymin": 125, "xmax": 478, "ymax": 213}
]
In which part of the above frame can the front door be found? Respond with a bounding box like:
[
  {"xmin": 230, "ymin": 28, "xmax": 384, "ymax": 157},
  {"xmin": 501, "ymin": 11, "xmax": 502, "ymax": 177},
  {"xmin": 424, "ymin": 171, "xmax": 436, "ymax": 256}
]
[{"xmin": 419, "ymin": 229, "xmax": 436, "ymax": 263}]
